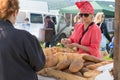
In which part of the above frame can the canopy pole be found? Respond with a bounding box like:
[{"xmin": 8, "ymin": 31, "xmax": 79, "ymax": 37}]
[
  {"xmin": 114, "ymin": 0, "xmax": 120, "ymax": 80},
  {"xmin": 63, "ymin": 13, "xmax": 65, "ymax": 18},
  {"xmin": 70, "ymin": 14, "xmax": 72, "ymax": 26}
]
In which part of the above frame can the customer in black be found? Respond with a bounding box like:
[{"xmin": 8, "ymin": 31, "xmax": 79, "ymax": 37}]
[
  {"xmin": 94, "ymin": 12, "xmax": 111, "ymax": 59},
  {"xmin": 0, "ymin": 0, "xmax": 45, "ymax": 80},
  {"xmin": 44, "ymin": 16, "xmax": 55, "ymax": 47}
]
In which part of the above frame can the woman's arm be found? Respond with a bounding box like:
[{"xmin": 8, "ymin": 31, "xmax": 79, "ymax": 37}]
[
  {"xmin": 87, "ymin": 28, "xmax": 102, "ymax": 56},
  {"xmin": 64, "ymin": 43, "xmax": 89, "ymax": 52},
  {"xmin": 77, "ymin": 44, "xmax": 89, "ymax": 52}
]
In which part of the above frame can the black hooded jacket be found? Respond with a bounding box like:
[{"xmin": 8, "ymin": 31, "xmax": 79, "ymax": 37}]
[{"xmin": 0, "ymin": 20, "xmax": 45, "ymax": 80}]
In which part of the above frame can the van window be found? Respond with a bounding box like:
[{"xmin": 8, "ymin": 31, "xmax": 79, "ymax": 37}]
[{"xmin": 30, "ymin": 13, "xmax": 43, "ymax": 23}]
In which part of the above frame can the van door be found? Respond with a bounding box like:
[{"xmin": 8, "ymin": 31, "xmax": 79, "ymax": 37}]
[{"xmin": 29, "ymin": 13, "xmax": 44, "ymax": 41}]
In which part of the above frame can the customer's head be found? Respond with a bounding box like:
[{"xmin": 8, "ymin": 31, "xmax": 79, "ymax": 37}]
[
  {"xmin": 94, "ymin": 12, "xmax": 105, "ymax": 24},
  {"xmin": 75, "ymin": 1, "xmax": 94, "ymax": 23},
  {"xmin": 0, "ymin": 0, "xmax": 19, "ymax": 24},
  {"xmin": 24, "ymin": 18, "xmax": 29, "ymax": 23},
  {"xmin": 45, "ymin": 16, "xmax": 51, "ymax": 22}
]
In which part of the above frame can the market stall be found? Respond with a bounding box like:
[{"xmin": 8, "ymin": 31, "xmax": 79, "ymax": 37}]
[{"xmin": 60, "ymin": 1, "xmax": 114, "ymax": 17}]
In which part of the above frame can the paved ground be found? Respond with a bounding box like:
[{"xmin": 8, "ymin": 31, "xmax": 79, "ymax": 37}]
[{"xmin": 38, "ymin": 75, "xmax": 56, "ymax": 80}]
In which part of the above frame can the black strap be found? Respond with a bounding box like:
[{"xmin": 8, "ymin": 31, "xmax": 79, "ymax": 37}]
[{"xmin": 79, "ymin": 22, "xmax": 94, "ymax": 44}]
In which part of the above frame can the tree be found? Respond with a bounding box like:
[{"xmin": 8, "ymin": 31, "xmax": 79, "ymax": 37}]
[{"xmin": 114, "ymin": 0, "xmax": 120, "ymax": 80}]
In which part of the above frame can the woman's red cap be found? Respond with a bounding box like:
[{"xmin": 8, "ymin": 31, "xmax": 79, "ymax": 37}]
[{"xmin": 75, "ymin": 1, "xmax": 94, "ymax": 14}]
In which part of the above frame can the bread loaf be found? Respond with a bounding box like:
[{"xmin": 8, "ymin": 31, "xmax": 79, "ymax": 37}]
[
  {"xmin": 43, "ymin": 47, "xmax": 62, "ymax": 56},
  {"xmin": 86, "ymin": 60, "xmax": 113, "ymax": 70},
  {"xmin": 82, "ymin": 54, "xmax": 103, "ymax": 63},
  {"xmin": 74, "ymin": 72, "xmax": 83, "ymax": 77},
  {"xmin": 62, "ymin": 47, "xmax": 77, "ymax": 53},
  {"xmin": 84, "ymin": 61, "xmax": 96, "ymax": 67},
  {"xmin": 66, "ymin": 53, "xmax": 85, "ymax": 62},
  {"xmin": 80, "ymin": 67, "xmax": 90, "ymax": 75},
  {"xmin": 56, "ymin": 54, "xmax": 71, "ymax": 70},
  {"xmin": 44, "ymin": 54, "xmax": 58, "ymax": 68},
  {"xmin": 83, "ymin": 70, "xmax": 101, "ymax": 78},
  {"xmin": 69, "ymin": 59, "xmax": 84, "ymax": 73}
]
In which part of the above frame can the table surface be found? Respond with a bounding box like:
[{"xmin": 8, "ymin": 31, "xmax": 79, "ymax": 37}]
[{"xmin": 38, "ymin": 75, "xmax": 56, "ymax": 80}]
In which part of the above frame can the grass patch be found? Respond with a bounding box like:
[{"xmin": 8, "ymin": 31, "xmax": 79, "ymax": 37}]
[
  {"xmin": 105, "ymin": 54, "xmax": 113, "ymax": 60},
  {"xmin": 40, "ymin": 42, "xmax": 45, "ymax": 48}
]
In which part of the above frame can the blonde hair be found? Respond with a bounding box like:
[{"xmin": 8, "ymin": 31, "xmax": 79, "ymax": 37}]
[
  {"xmin": 94, "ymin": 12, "xmax": 104, "ymax": 24},
  {"xmin": 0, "ymin": 0, "xmax": 19, "ymax": 21},
  {"xmin": 74, "ymin": 12, "xmax": 81, "ymax": 23},
  {"xmin": 90, "ymin": 14, "xmax": 94, "ymax": 21},
  {"xmin": 74, "ymin": 15, "xmax": 80, "ymax": 23}
]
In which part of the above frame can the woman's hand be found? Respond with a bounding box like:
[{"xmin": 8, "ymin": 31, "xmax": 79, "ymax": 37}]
[
  {"xmin": 61, "ymin": 38, "xmax": 70, "ymax": 45},
  {"xmin": 65, "ymin": 43, "xmax": 79, "ymax": 49}
]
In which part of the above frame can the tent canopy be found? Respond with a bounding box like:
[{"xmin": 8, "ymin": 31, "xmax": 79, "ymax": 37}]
[{"xmin": 60, "ymin": 1, "xmax": 114, "ymax": 17}]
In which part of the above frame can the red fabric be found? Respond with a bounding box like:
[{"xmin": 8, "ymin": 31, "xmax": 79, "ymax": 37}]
[
  {"xmin": 69, "ymin": 23, "xmax": 101, "ymax": 58},
  {"xmin": 75, "ymin": 1, "xmax": 94, "ymax": 14}
]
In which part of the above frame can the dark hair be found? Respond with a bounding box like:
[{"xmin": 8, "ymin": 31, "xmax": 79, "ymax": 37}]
[
  {"xmin": 52, "ymin": 17, "xmax": 56, "ymax": 24},
  {"xmin": 25, "ymin": 18, "xmax": 29, "ymax": 21},
  {"xmin": 45, "ymin": 16, "xmax": 51, "ymax": 19}
]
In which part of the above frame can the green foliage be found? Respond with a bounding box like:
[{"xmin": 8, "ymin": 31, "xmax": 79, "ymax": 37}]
[
  {"xmin": 105, "ymin": 54, "xmax": 113, "ymax": 60},
  {"xmin": 40, "ymin": 42, "xmax": 45, "ymax": 48},
  {"xmin": 56, "ymin": 42, "xmax": 63, "ymax": 48}
]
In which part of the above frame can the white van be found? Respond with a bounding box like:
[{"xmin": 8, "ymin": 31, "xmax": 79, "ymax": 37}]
[{"xmin": 15, "ymin": 10, "xmax": 73, "ymax": 44}]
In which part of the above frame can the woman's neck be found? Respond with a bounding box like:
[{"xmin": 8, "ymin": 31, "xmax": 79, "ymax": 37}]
[
  {"xmin": 84, "ymin": 21, "xmax": 92, "ymax": 29},
  {"xmin": 7, "ymin": 18, "xmax": 14, "ymax": 24}
]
